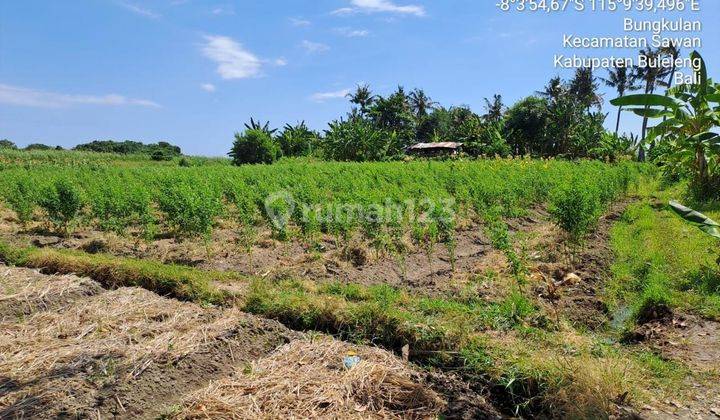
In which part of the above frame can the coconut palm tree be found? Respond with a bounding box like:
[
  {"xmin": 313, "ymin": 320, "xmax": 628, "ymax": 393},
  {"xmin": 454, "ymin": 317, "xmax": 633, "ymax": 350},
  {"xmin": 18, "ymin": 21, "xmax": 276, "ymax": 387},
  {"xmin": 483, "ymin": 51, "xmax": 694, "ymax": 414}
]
[
  {"xmin": 601, "ymin": 66, "xmax": 641, "ymax": 135},
  {"xmin": 658, "ymin": 44, "xmax": 681, "ymax": 90},
  {"xmin": 483, "ymin": 94, "xmax": 505, "ymax": 123},
  {"xmin": 408, "ymin": 88, "xmax": 438, "ymax": 118},
  {"xmin": 633, "ymin": 48, "xmax": 673, "ymax": 141},
  {"xmin": 347, "ymin": 84, "xmax": 376, "ymax": 115}
]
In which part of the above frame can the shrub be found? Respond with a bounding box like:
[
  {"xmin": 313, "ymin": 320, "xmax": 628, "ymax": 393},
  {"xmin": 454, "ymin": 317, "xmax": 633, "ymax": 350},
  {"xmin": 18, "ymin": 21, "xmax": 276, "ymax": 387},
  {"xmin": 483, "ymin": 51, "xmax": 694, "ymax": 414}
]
[
  {"xmin": 150, "ymin": 150, "xmax": 172, "ymax": 161},
  {"xmin": 277, "ymin": 122, "xmax": 318, "ymax": 157},
  {"xmin": 24, "ymin": 143, "xmax": 54, "ymax": 151},
  {"xmin": 158, "ymin": 182, "xmax": 222, "ymax": 238},
  {"xmin": 38, "ymin": 179, "xmax": 85, "ymax": 234},
  {"xmin": 321, "ymin": 118, "xmax": 400, "ymax": 162},
  {"xmin": 4, "ymin": 176, "xmax": 38, "ymax": 225},
  {"xmin": 89, "ymin": 180, "xmax": 153, "ymax": 236},
  {"xmin": 229, "ymin": 129, "xmax": 279, "ymax": 165},
  {"xmin": 549, "ymin": 180, "xmax": 603, "ymax": 244}
]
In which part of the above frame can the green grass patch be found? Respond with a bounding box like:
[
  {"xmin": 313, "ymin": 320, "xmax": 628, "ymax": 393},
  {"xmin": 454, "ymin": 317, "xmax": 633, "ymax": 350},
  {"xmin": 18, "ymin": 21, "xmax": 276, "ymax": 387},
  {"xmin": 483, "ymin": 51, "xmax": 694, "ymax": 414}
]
[
  {"xmin": 607, "ymin": 181, "xmax": 720, "ymax": 323},
  {"xmin": 0, "ymin": 241, "xmax": 231, "ymax": 304}
]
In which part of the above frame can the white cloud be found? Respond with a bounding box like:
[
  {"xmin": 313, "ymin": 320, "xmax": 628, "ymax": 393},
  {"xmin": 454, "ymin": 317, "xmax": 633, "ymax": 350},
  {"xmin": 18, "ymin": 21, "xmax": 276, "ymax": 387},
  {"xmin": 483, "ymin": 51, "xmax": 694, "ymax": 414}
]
[
  {"xmin": 290, "ymin": 17, "xmax": 311, "ymax": 27},
  {"xmin": 332, "ymin": 0, "xmax": 425, "ymax": 16},
  {"xmin": 301, "ymin": 40, "xmax": 330, "ymax": 54},
  {"xmin": 310, "ymin": 88, "xmax": 351, "ymax": 103},
  {"xmin": 200, "ymin": 83, "xmax": 216, "ymax": 92},
  {"xmin": 0, "ymin": 84, "xmax": 160, "ymax": 108},
  {"xmin": 334, "ymin": 27, "xmax": 370, "ymax": 37},
  {"xmin": 202, "ymin": 35, "xmax": 262, "ymax": 79},
  {"xmin": 211, "ymin": 5, "xmax": 235, "ymax": 15},
  {"xmin": 274, "ymin": 58, "xmax": 288, "ymax": 66},
  {"xmin": 118, "ymin": 1, "xmax": 161, "ymax": 18}
]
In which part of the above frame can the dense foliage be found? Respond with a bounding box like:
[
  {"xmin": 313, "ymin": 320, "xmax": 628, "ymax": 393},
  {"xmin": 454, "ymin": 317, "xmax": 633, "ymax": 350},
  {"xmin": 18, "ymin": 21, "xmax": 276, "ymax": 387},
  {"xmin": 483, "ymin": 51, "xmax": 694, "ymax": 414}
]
[
  {"xmin": 0, "ymin": 139, "xmax": 17, "ymax": 150},
  {"xmin": 74, "ymin": 140, "xmax": 182, "ymax": 158},
  {"xmin": 0, "ymin": 157, "xmax": 642, "ymax": 244},
  {"xmin": 229, "ymin": 129, "xmax": 280, "ymax": 165},
  {"xmin": 229, "ymin": 66, "xmax": 633, "ymax": 165},
  {"xmin": 613, "ymin": 51, "xmax": 720, "ymax": 199}
]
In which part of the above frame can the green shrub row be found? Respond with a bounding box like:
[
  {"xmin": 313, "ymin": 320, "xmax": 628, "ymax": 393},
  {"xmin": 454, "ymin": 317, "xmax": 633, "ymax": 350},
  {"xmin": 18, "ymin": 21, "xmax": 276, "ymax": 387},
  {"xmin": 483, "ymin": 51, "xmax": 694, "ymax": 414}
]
[{"xmin": 0, "ymin": 159, "xmax": 644, "ymax": 241}]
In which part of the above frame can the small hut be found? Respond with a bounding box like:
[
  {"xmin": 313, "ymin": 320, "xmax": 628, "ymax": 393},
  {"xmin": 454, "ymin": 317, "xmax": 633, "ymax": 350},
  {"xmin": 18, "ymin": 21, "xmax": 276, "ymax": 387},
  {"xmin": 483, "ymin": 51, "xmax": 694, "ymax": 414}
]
[{"xmin": 406, "ymin": 142, "xmax": 463, "ymax": 157}]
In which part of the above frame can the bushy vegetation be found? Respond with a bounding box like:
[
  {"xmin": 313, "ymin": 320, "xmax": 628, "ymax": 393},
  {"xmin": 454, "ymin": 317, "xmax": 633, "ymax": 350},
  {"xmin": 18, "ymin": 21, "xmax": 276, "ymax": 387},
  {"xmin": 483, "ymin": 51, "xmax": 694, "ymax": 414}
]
[
  {"xmin": 608, "ymin": 182, "xmax": 720, "ymax": 324},
  {"xmin": 225, "ymin": 67, "xmax": 637, "ymax": 165},
  {"xmin": 0, "ymin": 158, "xmax": 641, "ymax": 243},
  {"xmin": 74, "ymin": 140, "xmax": 182, "ymax": 158},
  {"xmin": 613, "ymin": 51, "xmax": 720, "ymax": 200},
  {"xmin": 0, "ymin": 139, "xmax": 17, "ymax": 150}
]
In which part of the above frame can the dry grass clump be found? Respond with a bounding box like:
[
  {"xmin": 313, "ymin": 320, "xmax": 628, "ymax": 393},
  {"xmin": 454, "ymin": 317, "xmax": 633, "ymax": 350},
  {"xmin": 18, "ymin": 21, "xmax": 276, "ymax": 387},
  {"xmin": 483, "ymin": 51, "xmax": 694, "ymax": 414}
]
[
  {"xmin": 175, "ymin": 337, "xmax": 446, "ymax": 419},
  {"xmin": 0, "ymin": 287, "xmax": 246, "ymax": 385},
  {"xmin": 0, "ymin": 266, "xmax": 103, "ymax": 320}
]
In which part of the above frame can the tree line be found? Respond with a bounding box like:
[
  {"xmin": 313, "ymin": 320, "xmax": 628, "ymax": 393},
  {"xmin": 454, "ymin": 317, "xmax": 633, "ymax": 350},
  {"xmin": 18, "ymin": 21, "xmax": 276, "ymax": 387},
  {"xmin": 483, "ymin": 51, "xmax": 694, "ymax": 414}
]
[{"xmin": 0, "ymin": 140, "xmax": 183, "ymax": 161}]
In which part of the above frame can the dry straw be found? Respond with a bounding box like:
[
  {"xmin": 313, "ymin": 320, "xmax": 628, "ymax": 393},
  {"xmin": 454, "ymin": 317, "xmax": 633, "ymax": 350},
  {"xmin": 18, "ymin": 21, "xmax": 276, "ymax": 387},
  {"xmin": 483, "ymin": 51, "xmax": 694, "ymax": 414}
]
[
  {"xmin": 175, "ymin": 337, "xmax": 446, "ymax": 419},
  {"xmin": 0, "ymin": 286, "xmax": 247, "ymax": 401}
]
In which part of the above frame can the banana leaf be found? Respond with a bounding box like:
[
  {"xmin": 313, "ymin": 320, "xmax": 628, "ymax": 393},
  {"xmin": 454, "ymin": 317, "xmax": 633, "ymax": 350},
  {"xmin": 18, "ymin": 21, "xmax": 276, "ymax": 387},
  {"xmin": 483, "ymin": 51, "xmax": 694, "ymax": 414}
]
[
  {"xmin": 627, "ymin": 108, "xmax": 675, "ymax": 119},
  {"xmin": 610, "ymin": 94, "xmax": 681, "ymax": 109},
  {"xmin": 669, "ymin": 201, "xmax": 720, "ymax": 239}
]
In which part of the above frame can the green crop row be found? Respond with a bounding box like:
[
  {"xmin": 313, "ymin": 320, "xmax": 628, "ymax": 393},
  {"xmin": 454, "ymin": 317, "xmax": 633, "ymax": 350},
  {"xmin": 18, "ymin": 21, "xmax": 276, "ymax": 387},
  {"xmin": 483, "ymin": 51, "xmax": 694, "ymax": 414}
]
[{"xmin": 0, "ymin": 158, "xmax": 646, "ymax": 242}]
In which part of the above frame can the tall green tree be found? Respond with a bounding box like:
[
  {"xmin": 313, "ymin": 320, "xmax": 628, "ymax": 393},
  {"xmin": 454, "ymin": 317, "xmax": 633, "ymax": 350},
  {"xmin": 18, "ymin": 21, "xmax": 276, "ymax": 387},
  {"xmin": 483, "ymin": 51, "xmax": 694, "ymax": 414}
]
[
  {"xmin": 0, "ymin": 139, "xmax": 17, "ymax": 150},
  {"xmin": 408, "ymin": 88, "xmax": 438, "ymax": 119},
  {"xmin": 368, "ymin": 86, "xmax": 416, "ymax": 147},
  {"xmin": 601, "ymin": 66, "xmax": 641, "ymax": 134},
  {"xmin": 347, "ymin": 84, "xmax": 376, "ymax": 115},
  {"xmin": 483, "ymin": 94, "xmax": 505, "ymax": 123},
  {"xmin": 569, "ymin": 67, "xmax": 602, "ymax": 112}
]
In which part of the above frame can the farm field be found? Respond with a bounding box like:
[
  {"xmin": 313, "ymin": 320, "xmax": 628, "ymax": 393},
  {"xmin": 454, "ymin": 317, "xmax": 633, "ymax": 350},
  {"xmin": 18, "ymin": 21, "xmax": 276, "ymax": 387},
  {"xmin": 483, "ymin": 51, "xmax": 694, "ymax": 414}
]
[{"xmin": 1, "ymin": 151, "xmax": 719, "ymax": 418}]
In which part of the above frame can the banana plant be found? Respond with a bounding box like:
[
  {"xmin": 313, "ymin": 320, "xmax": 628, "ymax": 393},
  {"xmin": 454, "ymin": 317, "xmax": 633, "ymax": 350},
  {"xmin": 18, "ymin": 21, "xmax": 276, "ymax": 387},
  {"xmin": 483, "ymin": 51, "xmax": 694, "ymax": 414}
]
[
  {"xmin": 669, "ymin": 201, "xmax": 720, "ymax": 239},
  {"xmin": 611, "ymin": 51, "xmax": 720, "ymax": 198}
]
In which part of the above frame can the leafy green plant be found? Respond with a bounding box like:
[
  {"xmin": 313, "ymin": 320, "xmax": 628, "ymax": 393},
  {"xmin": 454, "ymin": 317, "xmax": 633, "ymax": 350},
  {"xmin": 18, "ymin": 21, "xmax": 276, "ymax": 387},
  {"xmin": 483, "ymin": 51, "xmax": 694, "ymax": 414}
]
[
  {"xmin": 669, "ymin": 201, "xmax": 720, "ymax": 239},
  {"xmin": 277, "ymin": 122, "xmax": 318, "ymax": 157},
  {"xmin": 612, "ymin": 51, "xmax": 720, "ymax": 198},
  {"xmin": 322, "ymin": 117, "xmax": 399, "ymax": 162},
  {"xmin": 550, "ymin": 180, "xmax": 603, "ymax": 246},
  {"xmin": 39, "ymin": 178, "xmax": 85, "ymax": 235},
  {"xmin": 4, "ymin": 177, "xmax": 38, "ymax": 226},
  {"xmin": 158, "ymin": 182, "xmax": 222, "ymax": 239},
  {"xmin": 229, "ymin": 129, "xmax": 279, "ymax": 165}
]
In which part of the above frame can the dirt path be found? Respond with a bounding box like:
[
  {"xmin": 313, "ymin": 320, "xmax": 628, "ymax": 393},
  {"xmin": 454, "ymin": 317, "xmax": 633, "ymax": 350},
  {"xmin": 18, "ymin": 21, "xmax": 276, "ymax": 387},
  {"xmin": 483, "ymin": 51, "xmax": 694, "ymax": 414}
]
[{"xmin": 635, "ymin": 316, "xmax": 720, "ymax": 419}]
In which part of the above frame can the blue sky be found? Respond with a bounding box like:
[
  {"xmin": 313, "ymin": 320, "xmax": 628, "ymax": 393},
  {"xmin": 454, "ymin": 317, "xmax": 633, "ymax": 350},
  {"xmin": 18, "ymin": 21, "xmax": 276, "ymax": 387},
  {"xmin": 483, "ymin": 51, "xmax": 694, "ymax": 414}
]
[{"xmin": 1, "ymin": 0, "xmax": 718, "ymax": 156}]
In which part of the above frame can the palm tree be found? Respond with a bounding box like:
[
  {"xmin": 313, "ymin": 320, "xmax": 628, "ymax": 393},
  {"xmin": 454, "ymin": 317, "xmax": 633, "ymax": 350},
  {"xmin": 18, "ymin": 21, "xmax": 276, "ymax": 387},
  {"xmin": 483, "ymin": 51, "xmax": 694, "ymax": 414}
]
[
  {"xmin": 601, "ymin": 66, "xmax": 640, "ymax": 135},
  {"xmin": 483, "ymin": 94, "xmax": 505, "ymax": 123},
  {"xmin": 634, "ymin": 48, "xmax": 672, "ymax": 141},
  {"xmin": 408, "ymin": 88, "xmax": 438, "ymax": 118},
  {"xmin": 658, "ymin": 45, "xmax": 681, "ymax": 125},
  {"xmin": 569, "ymin": 66, "xmax": 603, "ymax": 112},
  {"xmin": 537, "ymin": 76, "xmax": 565, "ymax": 104},
  {"xmin": 347, "ymin": 84, "xmax": 376, "ymax": 115},
  {"xmin": 658, "ymin": 44, "xmax": 681, "ymax": 90}
]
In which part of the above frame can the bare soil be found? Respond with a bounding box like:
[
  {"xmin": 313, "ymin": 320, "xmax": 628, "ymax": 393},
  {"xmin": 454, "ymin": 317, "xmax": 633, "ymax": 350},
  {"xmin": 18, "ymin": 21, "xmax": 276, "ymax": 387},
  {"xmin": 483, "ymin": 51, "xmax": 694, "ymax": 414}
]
[
  {"xmin": 526, "ymin": 202, "xmax": 630, "ymax": 329},
  {"xmin": 630, "ymin": 314, "xmax": 720, "ymax": 419}
]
